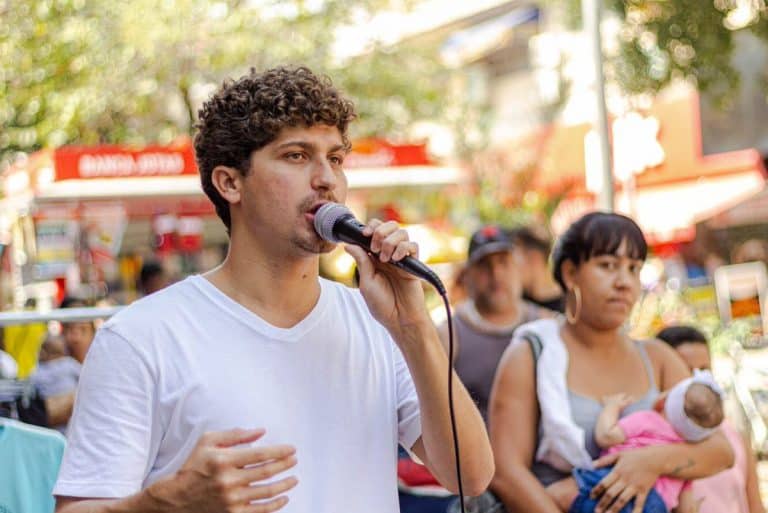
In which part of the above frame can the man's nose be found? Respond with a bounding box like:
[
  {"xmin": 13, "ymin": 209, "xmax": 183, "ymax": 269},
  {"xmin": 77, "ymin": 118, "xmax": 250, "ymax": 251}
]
[
  {"xmin": 489, "ymin": 261, "xmax": 510, "ymax": 281},
  {"xmin": 311, "ymin": 159, "xmax": 338, "ymax": 190}
]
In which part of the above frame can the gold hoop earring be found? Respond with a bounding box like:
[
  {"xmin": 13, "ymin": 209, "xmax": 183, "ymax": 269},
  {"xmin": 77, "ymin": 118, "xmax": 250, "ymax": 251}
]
[{"xmin": 565, "ymin": 285, "xmax": 582, "ymax": 324}]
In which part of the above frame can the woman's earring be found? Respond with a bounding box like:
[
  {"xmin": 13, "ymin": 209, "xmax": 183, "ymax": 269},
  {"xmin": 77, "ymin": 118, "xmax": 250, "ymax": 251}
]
[{"xmin": 565, "ymin": 285, "xmax": 582, "ymax": 324}]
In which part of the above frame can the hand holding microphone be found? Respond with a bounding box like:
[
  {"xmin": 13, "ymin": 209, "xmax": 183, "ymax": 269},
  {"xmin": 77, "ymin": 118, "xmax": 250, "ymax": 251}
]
[
  {"xmin": 313, "ymin": 203, "xmax": 446, "ymax": 294},
  {"xmin": 314, "ymin": 202, "xmax": 446, "ymax": 335}
]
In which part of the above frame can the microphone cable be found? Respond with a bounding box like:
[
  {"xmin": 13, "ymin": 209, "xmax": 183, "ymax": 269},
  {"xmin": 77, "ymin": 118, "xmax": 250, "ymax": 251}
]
[{"xmin": 438, "ymin": 289, "xmax": 466, "ymax": 513}]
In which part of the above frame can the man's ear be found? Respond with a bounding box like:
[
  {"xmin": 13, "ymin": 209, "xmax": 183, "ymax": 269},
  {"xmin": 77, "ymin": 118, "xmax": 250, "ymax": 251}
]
[{"xmin": 211, "ymin": 165, "xmax": 243, "ymax": 205}]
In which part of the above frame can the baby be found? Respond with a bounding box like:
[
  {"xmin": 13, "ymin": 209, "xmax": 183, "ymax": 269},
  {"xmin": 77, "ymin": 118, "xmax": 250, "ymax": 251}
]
[{"xmin": 546, "ymin": 371, "xmax": 725, "ymax": 513}]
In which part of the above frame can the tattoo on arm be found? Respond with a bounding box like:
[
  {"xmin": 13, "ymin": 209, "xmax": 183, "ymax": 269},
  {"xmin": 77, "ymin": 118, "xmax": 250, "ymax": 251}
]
[{"xmin": 669, "ymin": 458, "xmax": 695, "ymax": 477}]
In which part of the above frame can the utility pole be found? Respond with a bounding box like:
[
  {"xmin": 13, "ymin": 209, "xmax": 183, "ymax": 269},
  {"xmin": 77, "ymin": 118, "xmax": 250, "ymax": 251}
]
[{"xmin": 582, "ymin": 0, "xmax": 614, "ymax": 211}]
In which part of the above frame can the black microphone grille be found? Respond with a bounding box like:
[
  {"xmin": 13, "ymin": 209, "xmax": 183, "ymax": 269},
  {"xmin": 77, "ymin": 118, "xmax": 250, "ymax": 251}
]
[{"xmin": 313, "ymin": 202, "xmax": 351, "ymax": 243}]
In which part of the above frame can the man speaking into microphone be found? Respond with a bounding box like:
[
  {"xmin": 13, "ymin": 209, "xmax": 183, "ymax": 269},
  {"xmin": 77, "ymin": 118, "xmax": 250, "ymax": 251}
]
[{"xmin": 54, "ymin": 66, "xmax": 493, "ymax": 513}]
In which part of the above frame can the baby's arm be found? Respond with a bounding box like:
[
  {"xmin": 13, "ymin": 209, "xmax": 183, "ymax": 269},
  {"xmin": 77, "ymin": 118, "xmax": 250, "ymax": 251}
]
[{"xmin": 594, "ymin": 393, "xmax": 632, "ymax": 449}]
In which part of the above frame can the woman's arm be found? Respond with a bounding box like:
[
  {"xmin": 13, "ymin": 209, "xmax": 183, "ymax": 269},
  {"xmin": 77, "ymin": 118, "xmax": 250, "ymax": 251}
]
[
  {"xmin": 487, "ymin": 342, "xmax": 561, "ymax": 513},
  {"xmin": 589, "ymin": 432, "xmax": 733, "ymax": 513},
  {"xmin": 650, "ymin": 339, "xmax": 735, "ymax": 474},
  {"xmin": 646, "ymin": 339, "xmax": 690, "ymax": 391}
]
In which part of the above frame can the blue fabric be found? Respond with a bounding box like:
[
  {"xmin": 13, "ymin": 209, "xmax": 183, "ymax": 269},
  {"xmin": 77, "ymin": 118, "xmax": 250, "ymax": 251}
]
[
  {"xmin": 0, "ymin": 419, "xmax": 65, "ymax": 513},
  {"xmin": 569, "ymin": 468, "xmax": 668, "ymax": 513},
  {"xmin": 399, "ymin": 492, "xmax": 454, "ymax": 513}
]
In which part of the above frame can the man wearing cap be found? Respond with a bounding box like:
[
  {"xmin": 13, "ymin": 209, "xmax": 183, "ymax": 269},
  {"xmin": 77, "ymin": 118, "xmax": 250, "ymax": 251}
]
[{"xmin": 437, "ymin": 225, "xmax": 551, "ymax": 422}]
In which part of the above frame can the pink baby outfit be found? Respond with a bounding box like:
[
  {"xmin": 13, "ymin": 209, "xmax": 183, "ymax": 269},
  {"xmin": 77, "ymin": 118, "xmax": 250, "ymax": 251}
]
[{"xmin": 604, "ymin": 410, "xmax": 691, "ymax": 510}]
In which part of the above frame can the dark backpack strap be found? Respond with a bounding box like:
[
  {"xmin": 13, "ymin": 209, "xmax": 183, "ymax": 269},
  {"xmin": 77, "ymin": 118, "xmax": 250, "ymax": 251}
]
[
  {"xmin": 521, "ymin": 332, "xmax": 543, "ymax": 365},
  {"xmin": 520, "ymin": 332, "xmax": 543, "ymax": 428}
]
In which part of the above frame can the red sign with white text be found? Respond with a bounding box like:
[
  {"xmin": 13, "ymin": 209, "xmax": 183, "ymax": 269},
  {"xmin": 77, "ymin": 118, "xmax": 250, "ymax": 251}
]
[
  {"xmin": 52, "ymin": 139, "xmax": 430, "ymax": 180},
  {"xmin": 345, "ymin": 139, "xmax": 431, "ymax": 169},
  {"xmin": 53, "ymin": 144, "xmax": 198, "ymax": 180}
]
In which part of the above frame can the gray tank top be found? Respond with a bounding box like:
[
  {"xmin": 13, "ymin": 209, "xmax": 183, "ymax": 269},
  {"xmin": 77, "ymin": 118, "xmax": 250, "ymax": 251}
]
[
  {"xmin": 531, "ymin": 341, "xmax": 660, "ymax": 485},
  {"xmin": 453, "ymin": 302, "xmax": 540, "ymax": 422}
]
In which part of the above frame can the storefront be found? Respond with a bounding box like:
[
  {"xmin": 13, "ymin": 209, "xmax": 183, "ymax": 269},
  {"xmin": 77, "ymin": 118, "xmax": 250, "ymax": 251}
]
[
  {"xmin": 0, "ymin": 138, "xmax": 467, "ymax": 307},
  {"xmin": 529, "ymin": 89, "xmax": 767, "ymax": 246}
]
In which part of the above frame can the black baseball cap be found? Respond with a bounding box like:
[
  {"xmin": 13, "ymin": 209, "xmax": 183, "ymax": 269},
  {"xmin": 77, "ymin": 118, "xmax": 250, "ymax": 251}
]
[{"xmin": 467, "ymin": 225, "xmax": 515, "ymax": 265}]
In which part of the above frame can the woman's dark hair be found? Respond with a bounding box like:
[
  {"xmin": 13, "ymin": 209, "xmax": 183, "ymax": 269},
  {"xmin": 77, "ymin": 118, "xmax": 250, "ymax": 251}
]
[
  {"xmin": 656, "ymin": 325, "xmax": 708, "ymax": 348},
  {"xmin": 552, "ymin": 212, "xmax": 648, "ymax": 291},
  {"xmin": 193, "ymin": 66, "xmax": 357, "ymax": 233}
]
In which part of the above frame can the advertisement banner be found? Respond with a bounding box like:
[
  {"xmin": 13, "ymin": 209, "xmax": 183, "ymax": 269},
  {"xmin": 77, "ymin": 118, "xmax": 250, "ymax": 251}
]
[
  {"xmin": 53, "ymin": 143, "xmax": 198, "ymax": 180},
  {"xmin": 34, "ymin": 215, "xmax": 79, "ymax": 280},
  {"xmin": 81, "ymin": 202, "xmax": 128, "ymax": 264}
]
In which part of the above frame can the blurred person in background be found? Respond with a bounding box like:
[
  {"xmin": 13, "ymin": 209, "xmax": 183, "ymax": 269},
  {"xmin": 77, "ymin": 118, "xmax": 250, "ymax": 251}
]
[
  {"xmin": 138, "ymin": 260, "xmax": 170, "ymax": 296},
  {"xmin": 58, "ymin": 297, "xmax": 96, "ymax": 365},
  {"xmin": 485, "ymin": 212, "xmax": 734, "ymax": 513},
  {"xmin": 404, "ymin": 225, "xmax": 548, "ymax": 512},
  {"xmin": 31, "ymin": 333, "xmax": 81, "ymax": 433},
  {"xmin": 510, "ymin": 226, "xmax": 565, "ymax": 313},
  {"xmin": 657, "ymin": 325, "xmax": 765, "ymax": 513},
  {"xmin": 438, "ymin": 225, "xmax": 550, "ymax": 423}
]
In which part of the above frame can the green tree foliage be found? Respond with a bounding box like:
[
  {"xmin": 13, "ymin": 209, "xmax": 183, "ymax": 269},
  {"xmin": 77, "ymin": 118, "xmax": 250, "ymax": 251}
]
[
  {"xmin": 0, "ymin": 0, "xmax": 451, "ymax": 167},
  {"xmin": 556, "ymin": 0, "xmax": 768, "ymax": 104}
]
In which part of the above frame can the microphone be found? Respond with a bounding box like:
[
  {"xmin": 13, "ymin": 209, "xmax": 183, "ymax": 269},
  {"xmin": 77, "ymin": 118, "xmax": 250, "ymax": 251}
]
[{"xmin": 314, "ymin": 203, "xmax": 446, "ymax": 295}]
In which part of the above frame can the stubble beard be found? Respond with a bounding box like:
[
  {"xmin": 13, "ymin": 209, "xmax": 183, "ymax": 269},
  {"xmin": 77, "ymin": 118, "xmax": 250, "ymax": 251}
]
[
  {"xmin": 292, "ymin": 232, "xmax": 337, "ymax": 255},
  {"xmin": 295, "ymin": 194, "xmax": 340, "ymax": 255},
  {"xmin": 476, "ymin": 288, "xmax": 518, "ymax": 316}
]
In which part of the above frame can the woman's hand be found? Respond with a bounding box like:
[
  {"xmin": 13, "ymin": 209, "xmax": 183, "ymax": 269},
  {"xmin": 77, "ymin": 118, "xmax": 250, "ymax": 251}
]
[{"xmin": 590, "ymin": 447, "xmax": 664, "ymax": 513}]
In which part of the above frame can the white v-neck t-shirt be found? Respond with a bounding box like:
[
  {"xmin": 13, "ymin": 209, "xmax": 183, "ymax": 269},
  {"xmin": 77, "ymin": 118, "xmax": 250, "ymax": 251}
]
[{"xmin": 54, "ymin": 276, "xmax": 422, "ymax": 512}]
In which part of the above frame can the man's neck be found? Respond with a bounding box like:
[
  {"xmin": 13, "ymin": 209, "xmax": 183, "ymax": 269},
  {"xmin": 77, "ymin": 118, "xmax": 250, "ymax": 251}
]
[
  {"xmin": 472, "ymin": 298, "xmax": 523, "ymax": 328},
  {"xmin": 205, "ymin": 235, "xmax": 322, "ymax": 328}
]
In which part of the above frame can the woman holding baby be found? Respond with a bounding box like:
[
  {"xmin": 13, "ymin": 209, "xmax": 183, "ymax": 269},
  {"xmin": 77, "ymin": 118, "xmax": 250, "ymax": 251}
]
[{"xmin": 484, "ymin": 212, "xmax": 734, "ymax": 513}]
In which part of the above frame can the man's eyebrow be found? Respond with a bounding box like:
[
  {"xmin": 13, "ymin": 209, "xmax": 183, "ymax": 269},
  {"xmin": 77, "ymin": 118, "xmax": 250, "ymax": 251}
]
[{"xmin": 274, "ymin": 141, "xmax": 347, "ymax": 153}]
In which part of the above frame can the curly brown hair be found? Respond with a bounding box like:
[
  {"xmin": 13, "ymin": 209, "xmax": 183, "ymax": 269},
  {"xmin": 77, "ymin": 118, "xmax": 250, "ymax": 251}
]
[{"xmin": 193, "ymin": 66, "xmax": 357, "ymax": 232}]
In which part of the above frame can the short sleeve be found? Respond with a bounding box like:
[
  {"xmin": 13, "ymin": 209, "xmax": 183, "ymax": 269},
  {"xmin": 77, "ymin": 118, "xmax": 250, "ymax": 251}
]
[
  {"xmin": 53, "ymin": 327, "xmax": 157, "ymax": 498},
  {"xmin": 394, "ymin": 343, "xmax": 421, "ymax": 450}
]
